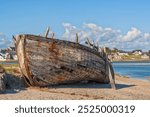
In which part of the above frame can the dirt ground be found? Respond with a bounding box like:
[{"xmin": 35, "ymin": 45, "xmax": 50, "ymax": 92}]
[{"xmin": 0, "ymin": 75, "xmax": 150, "ymax": 100}]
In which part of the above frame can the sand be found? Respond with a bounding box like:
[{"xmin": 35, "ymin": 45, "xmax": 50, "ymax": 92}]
[{"xmin": 0, "ymin": 75, "xmax": 150, "ymax": 100}]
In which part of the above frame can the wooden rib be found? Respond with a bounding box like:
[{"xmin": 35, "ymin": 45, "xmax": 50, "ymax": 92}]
[
  {"xmin": 105, "ymin": 54, "xmax": 116, "ymax": 89},
  {"xmin": 44, "ymin": 27, "xmax": 50, "ymax": 38}
]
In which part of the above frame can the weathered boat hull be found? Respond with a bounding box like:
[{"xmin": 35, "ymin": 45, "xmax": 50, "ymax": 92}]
[{"xmin": 14, "ymin": 35, "xmax": 114, "ymax": 87}]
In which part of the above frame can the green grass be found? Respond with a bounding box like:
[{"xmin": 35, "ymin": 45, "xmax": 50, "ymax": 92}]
[
  {"xmin": 0, "ymin": 63, "xmax": 19, "ymax": 73},
  {"xmin": 121, "ymin": 55, "xmax": 142, "ymax": 60}
]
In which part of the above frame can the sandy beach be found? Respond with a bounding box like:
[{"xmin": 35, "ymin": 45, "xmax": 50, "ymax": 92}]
[{"xmin": 0, "ymin": 74, "xmax": 150, "ymax": 100}]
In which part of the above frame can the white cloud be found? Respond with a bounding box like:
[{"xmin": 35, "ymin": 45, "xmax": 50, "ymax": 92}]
[
  {"xmin": 62, "ymin": 23, "xmax": 88, "ymax": 43},
  {"xmin": 84, "ymin": 23, "xmax": 98, "ymax": 29},
  {"xmin": 62, "ymin": 23, "xmax": 122, "ymax": 48},
  {"xmin": 1, "ymin": 23, "xmax": 149, "ymax": 51},
  {"xmin": 61, "ymin": 23, "xmax": 150, "ymax": 51},
  {"xmin": 144, "ymin": 33, "xmax": 150, "ymax": 39},
  {"xmin": 0, "ymin": 33, "xmax": 12, "ymax": 48},
  {"xmin": 122, "ymin": 27, "xmax": 141, "ymax": 42}
]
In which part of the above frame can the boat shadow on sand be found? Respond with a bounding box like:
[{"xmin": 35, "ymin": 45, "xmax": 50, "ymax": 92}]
[
  {"xmin": 1, "ymin": 82, "xmax": 135, "ymax": 95},
  {"xmin": 46, "ymin": 82, "xmax": 136, "ymax": 90},
  {"xmin": 1, "ymin": 74, "xmax": 135, "ymax": 95}
]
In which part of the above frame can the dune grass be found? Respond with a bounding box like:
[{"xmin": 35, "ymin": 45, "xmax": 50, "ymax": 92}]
[{"xmin": 0, "ymin": 63, "xmax": 20, "ymax": 74}]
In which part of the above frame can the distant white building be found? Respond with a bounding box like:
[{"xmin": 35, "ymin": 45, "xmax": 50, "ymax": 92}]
[
  {"xmin": 132, "ymin": 50, "xmax": 142, "ymax": 55},
  {"xmin": 0, "ymin": 53, "xmax": 6, "ymax": 60},
  {"xmin": 5, "ymin": 53, "xmax": 11, "ymax": 59},
  {"xmin": 0, "ymin": 46, "xmax": 18, "ymax": 61},
  {"xmin": 117, "ymin": 52, "xmax": 129, "ymax": 56}
]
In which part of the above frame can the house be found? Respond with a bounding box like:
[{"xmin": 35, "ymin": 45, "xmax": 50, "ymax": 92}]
[
  {"xmin": 132, "ymin": 50, "xmax": 142, "ymax": 55},
  {"xmin": 117, "ymin": 52, "xmax": 129, "ymax": 56},
  {"xmin": 5, "ymin": 53, "xmax": 11, "ymax": 59},
  {"xmin": 0, "ymin": 46, "xmax": 17, "ymax": 60},
  {"xmin": 0, "ymin": 53, "xmax": 6, "ymax": 60}
]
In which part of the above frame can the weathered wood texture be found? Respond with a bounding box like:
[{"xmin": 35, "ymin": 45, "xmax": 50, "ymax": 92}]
[{"xmin": 15, "ymin": 34, "xmax": 114, "ymax": 86}]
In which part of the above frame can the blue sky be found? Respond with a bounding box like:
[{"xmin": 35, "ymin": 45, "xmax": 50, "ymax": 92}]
[{"xmin": 0, "ymin": 0, "xmax": 150, "ymax": 51}]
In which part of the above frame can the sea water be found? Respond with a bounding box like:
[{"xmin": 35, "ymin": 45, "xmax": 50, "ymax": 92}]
[
  {"xmin": 0, "ymin": 61, "xmax": 18, "ymax": 65},
  {"xmin": 112, "ymin": 61, "xmax": 150, "ymax": 81}
]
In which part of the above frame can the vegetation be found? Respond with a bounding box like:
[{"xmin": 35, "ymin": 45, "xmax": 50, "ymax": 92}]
[
  {"xmin": 0, "ymin": 63, "xmax": 19, "ymax": 74},
  {"xmin": 76, "ymin": 33, "xmax": 79, "ymax": 44},
  {"xmin": 121, "ymin": 55, "xmax": 142, "ymax": 60}
]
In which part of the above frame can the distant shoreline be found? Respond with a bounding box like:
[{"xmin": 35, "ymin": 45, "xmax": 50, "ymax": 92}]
[
  {"xmin": 112, "ymin": 59, "xmax": 150, "ymax": 62},
  {"xmin": 0, "ymin": 60, "xmax": 18, "ymax": 62},
  {"xmin": 0, "ymin": 59, "xmax": 150, "ymax": 63}
]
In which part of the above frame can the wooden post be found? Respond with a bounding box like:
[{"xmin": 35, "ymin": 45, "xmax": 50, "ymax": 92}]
[
  {"xmin": 101, "ymin": 47, "xmax": 105, "ymax": 58},
  {"xmin": 51, "ymin": 32, "xmax": 55, "ymax": 39},
  {"xmin": 97, "ymin": 42, "xmax": 99, "ymax": 52},
  {"xmin": 92, "ymin": 40, "xmax": 95, "ymax": 47},
  {"xmin": 104, "ymin": 47, "xmax": 107, "ymax": 53},
  {"xmin": 12, "ymin": 35, "xmax": 16, "ymax": 41},
  {"xmin": 85, "ymin": 38, "xmax": 91, "ymax": 47},
  {"xmin": 108, "ymin": 62, "xmax": 116, "ymax": 89},
  {"xmin": 12, "ymin": 35, "xmax": 16, "ymax": 45},
  {"xmin": 44, "ymin": 27, "xmax": 50, "ymax": 38},
  {"xmin": 105, "ymin": 54, "xmax": 116, "ymax": 89},
  {"xmin": 76, "ymin": 33, "xmax": 79, "ymax": 44}
]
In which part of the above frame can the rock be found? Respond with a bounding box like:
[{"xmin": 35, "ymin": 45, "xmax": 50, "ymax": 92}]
[
  {"xmin": 0, "ymin": 73, "xmax": 7, "ymax": 93},
  {"xmin": 4, "ymin": 73, "xmax": 26, "ymax": 89},
  {"xmin": 0, "ymin": 72, "xmax": 27, "ymax": 93}
]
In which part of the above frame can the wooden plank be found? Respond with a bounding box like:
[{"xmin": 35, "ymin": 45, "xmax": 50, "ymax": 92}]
[
  {"xmin": 105, "ymin": 54, "xmax": 116, "ymax": 89},
  {"xmin": 44, "ymin": 27, "xmax": 50, "ymax": 38}
]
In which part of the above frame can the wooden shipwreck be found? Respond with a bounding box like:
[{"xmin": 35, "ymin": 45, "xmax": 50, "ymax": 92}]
[{"xmin": 14, "ymin": 30, "xmax": 116, "ymax": 89}]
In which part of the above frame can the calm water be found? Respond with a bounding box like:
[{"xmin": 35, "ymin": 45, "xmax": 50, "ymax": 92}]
[
  {"xmin": 0, "ymin": 61, "xmax": 18, "ymax": 65},
  {"xmin": 112, "ymin": 61, "xmax": 150, "ymax": 81}
]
